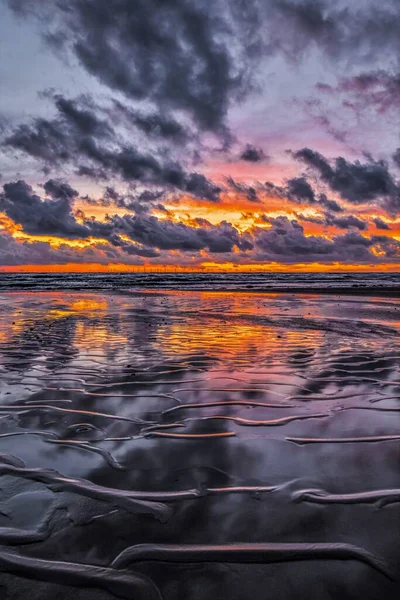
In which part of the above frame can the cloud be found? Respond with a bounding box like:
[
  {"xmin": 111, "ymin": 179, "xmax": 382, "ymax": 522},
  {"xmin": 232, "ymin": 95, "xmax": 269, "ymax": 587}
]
[
  {"xmin": 43, "ymin": 178, "xmax": 79, "ymax": 201},
  {"xmin": 183, "ymin": 173, "xmax": 222, "ymax": 203},
  {"xmin": 99, "ymin": 187, "xmax": 167, "ymax": 214},
  {"xmin": 254, "ymin": 216, "xmax": 354, "ymax": 261},
  {"xmin": 7, "ymin": 0, "xmax": 400, "ymax": 143},
  {"xmin": 226, "ymin": 177, "xmax": 260, "ymax": 203},
  {"xmin": 102, "ymin": 233, "xmax": 160, "ymax": 259},
  {"xmin": 325, "ymin": 214, "xmax": 367, "ymax": 231},
  {"xmin": 373, "ymin": 217, "xmax": 391, "ymax": 230},
  {"xmin": 0, "ymin": 179, "xmax": 163, "ymax": 258},
  {"xmin": 293, "ymin": 148, "xmax": 400, "ymax": 215},
  {"xmin": 0, "ymin": 181, "xmax": 398, "ymax": 266},
  {"xmin": 107, "ymin": 214, "xmax": 253, "ymax": 254},
  {"xmin": 297, "ymin": 212, "xmax": 367, "ymax": 230},
  {"xmin": 4, "ymin": 94, "xmax": 222, "ymax": 202},
  {"xmin": 0, "ymin": 178, "xmax": 249, "ymax": 256},
  {"xmin": 318, "ymin": 195, "xmax": 342, "ymax": 213},
  {"xmin": 393, "ymin": 148, "xmax": 400, "ymax": 168},
  {"xmin": 112, "ymin": 101, "xmax": 195, "ymax": 144},
  {"xmin": 286, "ymin": 177, "xmax": 315, "ymax": 203},
  {"xmin": 264, "ymin": 177, "xmax": 316, "ymax": 204},
  {"xmin": 239, "ymin": 144, "xmax": 268, "ymax": 163},
  {"xmin": 264, "ymin": 177, "xmax": 343, "ymax": 212},
  {"xmin": 8, "ymin": 0, "xmax": 400, "ymax": 147},
  {"xmin": 265, "ymin": 0, "xmax": 400, "ymax": 64},
  {"xmin": 8, "ymin": 0, "xmax": 263, "ymax": 136},
  {"xmin": 0, "ymin": 227, "xmax": 120, "ymax": 266},
  {"xmin": 297, "ymin": 213, "xmax": 326, "ymax": 226},
  {"xmin": 4, "ymin": 94, "xmax": 112, "ymax": 165},
  {"xmin": 5, "ymin": 0, "xmax": 400, "ymax": 215},
  {"xmin": 253, "ymin": 215, "xmax": 399, "ymax": 264},
  {"xmin": 1, "ymin": 179, "xmax": 89, "ymax": 237},
  {"xmin": 318, "ymin": 70, "xmax": 400, "ymax": 115}
]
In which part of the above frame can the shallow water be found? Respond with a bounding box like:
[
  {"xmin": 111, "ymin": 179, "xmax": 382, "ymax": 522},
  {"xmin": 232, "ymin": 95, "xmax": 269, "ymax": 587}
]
[{"xmin": 0, "ymin": 290, "xmax": 399, "ymax": 599}]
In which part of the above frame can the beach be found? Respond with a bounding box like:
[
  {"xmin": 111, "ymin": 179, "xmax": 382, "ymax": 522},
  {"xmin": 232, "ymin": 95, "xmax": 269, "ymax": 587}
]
[{"xmin": 0, "ymin": 281, "xmax": 399, "ymax": 599}]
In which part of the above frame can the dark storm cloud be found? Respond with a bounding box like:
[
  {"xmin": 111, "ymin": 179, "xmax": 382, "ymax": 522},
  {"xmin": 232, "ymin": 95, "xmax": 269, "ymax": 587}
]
[
  {"xmin": 226, "ymin": 177, "xmax": 259, "ymax": 203},
  {"xmin": 75, "ymin": 165, "xmax": 108, "ymax": 180},
  {"xmin": 4, "ymin": 95, "xmax": 222, "ymax": 202},
  {"xmin": 325, "ymin": 214, "xmax": 367, "ymax": 231},
  {"xmin": 6, "ymin": 0, "xmax": 399, "ymax": 181},
  {"xmin": 5, "ymin": 0, "xmax": 400, "ymax": 211},
  {"xmin": 293, "ymin": 148, "xmax": 400, "ymax": 214},
  {"xmin": 53, "ymin": 94, "xmax": 113, "ymax": 138},
  {"xmin": 0, "ymin": 177, "xmax": 398, "ymax": 265},
  {"xmin": 264, "ymin": 181, "xmax": 292, "ymax": 200},
  {"xmin": 370, "ymin": 234, "xmax": 400, "ymax": 259},
  {"xmin": 0, "ymin": 179, "xmax": 89, "ymax": 237},
  {"xmin": 239, "ymin": 144, "xmax": 268, "ymax": 163},
  {"xmin": 6, "ymin": 0, "xmax": 400, "ymax": 156},
  {"xmin": 0, "ymin": 178, "xmax": 161, "ymax": 258},
  {"xmin": 104, "ymin": 233, "xmax": 160, "ymax": 258},
  {"xmin": 0, "ymin": 226, "xmax": 151, "ymax": 265},
  {"xmin": 253, "ymin": 216, "xmax": 399, "ymax": 263},
  {"xmin": 373, "ymin": 217, "xmax": 391, "ymax": 230},
  {"xmin": 43, "ymin": 178, "xmax": 79, "ymax": 201},
  {"xmin": 393, "ymin": 148, "xmax": 400, "ymax": 168},
  {"xmin": 183, "ymin": 173, "xmax": 222, "ymax": 203},
  {"xmin": 297, "ymin": 214, "xmax": 326, "ymax": 226},
  {"xmin": 297, "ymin": 212, "xmax": 367, "ymax": 230},
  {"xmin": 84, "ymin": 209, "xmax": 255, "ymax": 255},
  {"xmin": 0, "ymin": 177, "xmax": 247, "ymax": 255},
  {"xmin": 11, "ymin": 0, "xmax": 400, "ymax": 83},
  {"xmin": 107, "ymin": 214, "xmax": 253, "ymax": 254},
  {"xmin": 318, "ymin": 195, "xmax": 343, "ymax": 213},
  {"xmin": 266, "ymin": 0, "xmax": 345, "ymax": 59},
  {"xmin": 5, "ymin": 119, "xmax": 70, "ymax": 165},
  {"xmin": 112, "ymin": 101, "xmax": 194, "ymax": 144},
  {"xmin": 8, "ymin": 0, "xmax": 262, "ymax": 135},
  {"xmin": 254, "ymin": 216, "xmax": 360, "ymax": 261},
  {"xmin": 286, "ymin": 177, "xmax": 315, "ymax": 203},
  {"xmin": 0, "ymin": 230, "xmax": 77, "ymax": 265},
  {"xmin": 4, "ymin": 94, "xmax": 112, "ymax": 165},
  {"xmin": 264, "ymin": 177, "xmax": 343, "ymax": 212},
  {"xmin": 95, "ymin": 187, "xmax": 167, "ymax": 213},
  {"xmin": 264, "ymin": 177, "xmax": 317, "ymax": 204},
  {"xmin": 291, "ymin": 148, "xmax": 333, "ymax": 180}
]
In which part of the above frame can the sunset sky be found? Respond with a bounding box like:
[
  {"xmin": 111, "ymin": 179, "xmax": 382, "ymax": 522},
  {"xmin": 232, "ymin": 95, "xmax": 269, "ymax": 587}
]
[{"xmin": 0, "ymin": 0, "xmax": 399, "ymax": 271}]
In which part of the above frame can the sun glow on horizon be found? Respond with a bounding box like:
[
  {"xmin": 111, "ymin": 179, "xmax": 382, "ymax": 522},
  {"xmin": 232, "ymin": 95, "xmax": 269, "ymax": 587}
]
[{"xmin": 1, "ymin": 262, "xmax": 399, "ymax": 273}]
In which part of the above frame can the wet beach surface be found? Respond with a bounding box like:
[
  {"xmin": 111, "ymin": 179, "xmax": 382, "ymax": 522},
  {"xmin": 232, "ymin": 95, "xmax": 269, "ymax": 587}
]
[{"xmin": 0, "ymin": 289, "xmax": 399, "ymax": 599}]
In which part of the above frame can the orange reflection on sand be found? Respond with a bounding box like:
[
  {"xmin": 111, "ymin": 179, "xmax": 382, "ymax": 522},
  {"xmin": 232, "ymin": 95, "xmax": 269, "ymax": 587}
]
[
  {"xmin": 0, "ymin": 293, "xmax": 110, "ymax": 343},
  {"xmin": 73, "ymin": 319, "xmax": 129, "ymax": 351},
  {"xmin": 0, "ymin": 291, "xmax": 397, "ymax": 380},
  {"xmin": 160, "ymin": 292, "xmax": 323, "ymax": 360}
]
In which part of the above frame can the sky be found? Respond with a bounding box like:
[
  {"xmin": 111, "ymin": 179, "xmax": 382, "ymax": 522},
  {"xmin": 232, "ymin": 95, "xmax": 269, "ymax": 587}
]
[{"xmin": 0, "ymin": 0, "xmax": 399, "ymax": 272}]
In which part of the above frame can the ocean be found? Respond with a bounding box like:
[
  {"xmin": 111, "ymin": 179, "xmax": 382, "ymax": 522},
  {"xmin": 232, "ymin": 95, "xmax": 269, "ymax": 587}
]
[{"xmin": 0, "ymin": 270, "xmax": 399, "ymax": 292}]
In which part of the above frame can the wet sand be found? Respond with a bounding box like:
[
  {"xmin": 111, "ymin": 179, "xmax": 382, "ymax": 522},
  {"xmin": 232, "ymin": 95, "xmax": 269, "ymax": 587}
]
[{"xmin": 0, "ymin": 290, "xmax": 399, "ymax": 599}]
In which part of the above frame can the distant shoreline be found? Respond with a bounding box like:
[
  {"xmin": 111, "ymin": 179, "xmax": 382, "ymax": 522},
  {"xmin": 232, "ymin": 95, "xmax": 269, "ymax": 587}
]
[{"xmin": 1, "ymin": 286, "xmax": 399, "ymax": 297}]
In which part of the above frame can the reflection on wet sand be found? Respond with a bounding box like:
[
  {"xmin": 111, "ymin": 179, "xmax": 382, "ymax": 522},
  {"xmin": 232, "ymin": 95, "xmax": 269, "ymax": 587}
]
[{"xmin": 0, "ymin": 290, "xmax": 399, "ymax": 599}]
